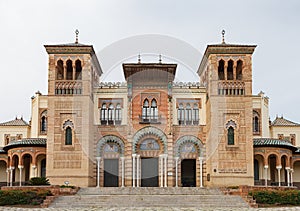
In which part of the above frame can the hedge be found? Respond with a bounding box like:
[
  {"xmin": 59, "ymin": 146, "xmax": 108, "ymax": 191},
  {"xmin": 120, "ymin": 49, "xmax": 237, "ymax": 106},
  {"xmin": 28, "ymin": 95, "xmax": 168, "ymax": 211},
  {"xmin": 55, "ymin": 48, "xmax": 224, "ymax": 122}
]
[
  {"xmin": 249, "ymin": 190, "xmax": 300, "ymax": 205},
  {"xmin": 0, "ymin": 190, "xmax": 52, "ymax": 206},
  {"xmin": 28, "ymin": 177, "xmax": 50, "ymax": 186}
]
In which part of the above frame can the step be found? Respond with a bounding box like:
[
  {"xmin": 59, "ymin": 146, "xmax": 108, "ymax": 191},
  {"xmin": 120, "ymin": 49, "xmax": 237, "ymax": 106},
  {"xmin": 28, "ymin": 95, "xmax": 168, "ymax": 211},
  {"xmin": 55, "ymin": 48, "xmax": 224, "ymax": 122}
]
[
  {"xmin": 78, "ymin": 187, "xmax": 222, "ymax": 195},
  {"xmin": 49, "ymin": 187, "xmax": 249, "ymax": 209}
]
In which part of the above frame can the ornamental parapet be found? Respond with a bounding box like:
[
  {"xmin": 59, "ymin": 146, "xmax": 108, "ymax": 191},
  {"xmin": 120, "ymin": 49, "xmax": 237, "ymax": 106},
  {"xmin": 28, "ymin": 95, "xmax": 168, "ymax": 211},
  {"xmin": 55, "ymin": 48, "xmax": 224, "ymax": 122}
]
[
  {"xmin": 98, "ymin": 82, "xmax": 127, "ymax": 88},
  {"xmin": 173, "ymin": 82, "xmax": 201, "ymax": 88}
]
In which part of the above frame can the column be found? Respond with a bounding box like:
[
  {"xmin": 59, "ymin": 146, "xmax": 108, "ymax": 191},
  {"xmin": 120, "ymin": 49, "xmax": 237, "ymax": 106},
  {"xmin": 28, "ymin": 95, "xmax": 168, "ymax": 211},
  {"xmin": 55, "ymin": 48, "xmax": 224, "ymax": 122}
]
[
  {"xmin": 175, "ymin": 157, "xmax": 179, "ymax": 187},
  {"xmin": 132, "ymin": 154, "xmax": 136, "ymax": 187},
  {"xmin": 224, "ymin": 64, "xmax": 228, "ymax": 80},
  {"xmin": 64, "ymin": 65, "xmax": 67, "ymax": 80},
  {"xmin": 72, "ymin": 65, "xmax": 76, "ymax": 80},
  {"xmin": 290, "ymin": 169, "xmax": 294, "ymax": 186},
  {"xmin": 164, "ymin": 154, "xmax": 167, "ymax": 187},
  {"xmin": 121, "ymin": 157, "xmax": 125, "ymax": 187},
  {"xmin": 32, "ymin": 165, "xmax": 37, "ymax": 177},
  {"xmin": 10, "ymin": 166, "xmax": 14, "ymax": 187},
  {"xmin": 159, "ymin": 155, "xmax": 163, "ymax": 187},
  {"xmin": 6, "ymin": 168, "xmax": 10, "ymax": 186},
  {"xmin": 276, "ymin": 166, "xmax": 281, "ymax": 187},
  {"xmin": 199, "ymin": 157, "xmax": 204, "ymax": 188},
  {"xmin": 137, "ymin": 155, "xmax": 140, "ymax": 187},
  {"xmin": 286, "ymin": 167, "xmax": 290, "ymax": 187},
  {"xmin": 264, "ymin": 165, "xmax": 268, "ymax": 187},
  {"xmin": 96, "ymin": 157, "xmax": 101, "ymax": 187},
  {"xmin": 18, "ymin": 165, "xmax": 23, "ymax": 187},
  {"xmin": 233, "ymin": 64, "xmax": 237, "ymax": 80}
]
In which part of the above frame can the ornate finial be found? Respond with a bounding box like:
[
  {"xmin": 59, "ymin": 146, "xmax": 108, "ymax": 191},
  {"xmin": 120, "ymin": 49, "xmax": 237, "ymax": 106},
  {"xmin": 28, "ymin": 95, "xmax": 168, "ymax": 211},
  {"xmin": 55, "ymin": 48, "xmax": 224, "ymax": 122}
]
[
  {"xmin": 75, "ymin": 29, "xmax": 79, "ymax": 44},
  {"xmin": 222, "ymin": 29, "xmax": 226, "ymax": 44},
  {"xmin": 138, "ymin": 54, "xmax": 141, "ymax": 63},
  {"xmin": 159, "ymin": 54, "xmax": 162, "ymax": 63}
]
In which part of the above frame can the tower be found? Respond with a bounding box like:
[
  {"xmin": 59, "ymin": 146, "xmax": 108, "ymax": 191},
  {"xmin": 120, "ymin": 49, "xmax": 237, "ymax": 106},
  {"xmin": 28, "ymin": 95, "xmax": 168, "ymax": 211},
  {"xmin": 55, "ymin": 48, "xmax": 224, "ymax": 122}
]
[
  {"xmin": 44, "ymin": 32, "xmax": 102, "ymax": 186},
  {"xmin": 198, "ymin": 33, "xmax": 256, "ymax": 186}
]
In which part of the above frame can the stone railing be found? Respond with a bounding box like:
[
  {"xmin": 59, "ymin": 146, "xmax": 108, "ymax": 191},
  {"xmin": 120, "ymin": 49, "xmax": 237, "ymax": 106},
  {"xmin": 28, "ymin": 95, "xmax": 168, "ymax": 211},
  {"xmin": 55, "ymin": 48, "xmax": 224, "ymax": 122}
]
[
  {"xmin": 96, "ymin": 81, "xmax": 203, "ymax": 88},
  {"xmin": 218, "ymin": 81, "xmax": 245, "ymax": 96},
  {"xmin": 55, "ymin": 81, "xmax": 82, "ymax": 95}
]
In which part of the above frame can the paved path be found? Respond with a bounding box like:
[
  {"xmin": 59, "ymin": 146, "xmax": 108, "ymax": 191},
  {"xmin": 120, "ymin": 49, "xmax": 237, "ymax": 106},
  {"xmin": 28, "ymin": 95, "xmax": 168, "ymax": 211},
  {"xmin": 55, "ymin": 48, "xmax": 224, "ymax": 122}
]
[{"xmin": 1, "ymin": 207, "xmax": 300, "ymax": 211}]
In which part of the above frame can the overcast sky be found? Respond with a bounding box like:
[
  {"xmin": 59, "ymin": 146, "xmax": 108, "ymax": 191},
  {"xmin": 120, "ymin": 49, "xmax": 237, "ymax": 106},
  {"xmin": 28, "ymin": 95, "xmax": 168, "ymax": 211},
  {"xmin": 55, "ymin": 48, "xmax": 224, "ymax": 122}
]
[{"xmin": 0, "ymin": 0, "xmax": 299, "ymax": 123}]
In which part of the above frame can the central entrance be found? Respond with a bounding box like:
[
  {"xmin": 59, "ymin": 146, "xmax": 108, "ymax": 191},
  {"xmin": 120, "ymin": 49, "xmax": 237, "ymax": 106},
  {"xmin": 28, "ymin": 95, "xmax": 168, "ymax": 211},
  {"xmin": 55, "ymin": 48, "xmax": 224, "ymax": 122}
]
[
  {"xmin": 104, "ymin": 159, "xmax": 119, "ymax": 187},
  {"xmin": 141, "ymin": 157, "xmax": 159, "ymax": 187},
  {"xmin": 181, "ymin": 159, "xmax": 196, "ymax": 187}
]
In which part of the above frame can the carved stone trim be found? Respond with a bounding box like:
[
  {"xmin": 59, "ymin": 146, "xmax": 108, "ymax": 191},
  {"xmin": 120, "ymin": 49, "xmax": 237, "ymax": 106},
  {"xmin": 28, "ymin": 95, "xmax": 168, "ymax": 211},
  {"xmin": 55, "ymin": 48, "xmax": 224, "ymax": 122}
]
[
  {"xmin": 96, "ymin": 135, "xmax": 125, "ymax": 157},
  {"xmin": 175, "ymin": 135, "xmax": 204, "ymax": 157},
  {"xmin": 132, "ymin": 126, "xmax": 167, "ymax": 153}
]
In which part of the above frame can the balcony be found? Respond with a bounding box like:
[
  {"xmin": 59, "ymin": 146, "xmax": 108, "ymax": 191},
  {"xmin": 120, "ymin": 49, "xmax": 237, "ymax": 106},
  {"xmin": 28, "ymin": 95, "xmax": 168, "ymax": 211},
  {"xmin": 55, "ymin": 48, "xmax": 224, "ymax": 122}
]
[
  {"xmin": 178, "ymin": 120, "xmax": 199, "ymax": 126},
  {"xmin": 218, "ymin": 81, "xmax": 245, "ymax": 96},
  {"xmin": 139, "ymin": 115, "xmax": 161, "ymax": 124},
  {"xmin": 100, "ymin": 119, "xmax": 122, "ymax": 126},
  {"xmin": 55, "ymin": 80, "xmax": 82, "ymax": 95}
]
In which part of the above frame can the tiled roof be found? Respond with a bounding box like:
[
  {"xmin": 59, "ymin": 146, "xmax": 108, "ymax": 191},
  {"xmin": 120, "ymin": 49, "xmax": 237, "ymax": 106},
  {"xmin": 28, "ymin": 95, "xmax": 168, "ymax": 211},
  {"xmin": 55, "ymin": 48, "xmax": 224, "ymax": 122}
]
[
  {"xmin": 50, "ymin": 42, "xmax": 92, "ymax": 47},
  {"xmin": 0, "ymin": 118, "xmax": 29, "ymax": 126},
  {"xmin": 272, "ymin": 116, "xmax": 300, "ymax": 126},
  {"xmin": 3, "ymin": 138, "xmax": 46, "ymax": 151},
  {"xmin": 253, "ymin": 138, "xmax": 296, "ymax": 150}
]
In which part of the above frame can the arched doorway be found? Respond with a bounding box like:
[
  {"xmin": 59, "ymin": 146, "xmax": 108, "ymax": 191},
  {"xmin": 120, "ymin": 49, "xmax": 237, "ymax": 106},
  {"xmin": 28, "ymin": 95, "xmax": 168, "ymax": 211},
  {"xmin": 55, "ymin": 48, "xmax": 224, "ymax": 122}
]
[
  {"xmin": 41, "ymin": 159, "xmax": 46, "ymax": 177},
  {"xmin": 132, "ymin": 126, "xmax": 168, "ymax": 187},
  {"xmin": 281, "ymin": 155, "xmax": 288, "ymax": 185},
  {"xmin": 138, "ymin": 138, "xmax": 161, "ymax": 187},
  {"xmin": 0, "ymin": 160, "xmax": 7, "ymax": 186},
  {"xmin": 253, "ymin": 154, "xmax": 264, "ymax": 185},
  {"xmin": 268, "ymin": 154, "xmax": 277, "ymax": 185},
  {"xmin": 12, "ymin": 155, "xmax": 19, "ymax": 185},
  {"xmin": 103, "ymin": 143, "xmax": 120, "ymax": 187},
  {"xmin": 253, "ymin": 154, "xmax": 265, "ymax": 185},
  {"xmin": 96, "ymin": 135, "xmax": 125, "ymax": 187},
  {"xmin": 175, "ymin": 135, "xmax": 204, "ymax": 187},
  {"xmin": 254, "ymin": 159, "xmax": 259, "ymax": 180},
  {"xmin": 23, "ymin": 154, "xmax": 32, "ymax": 182},
  {"xmin": 36, "ymin": 154, "xmax": 46, "ymax": 178},
  {"xmin": 181, "ymin": 159, "xmax": 196, "ymax": 187},
  {"xmin": 293, "ymin": 160, "xmax": 300, "ymax": 188}
]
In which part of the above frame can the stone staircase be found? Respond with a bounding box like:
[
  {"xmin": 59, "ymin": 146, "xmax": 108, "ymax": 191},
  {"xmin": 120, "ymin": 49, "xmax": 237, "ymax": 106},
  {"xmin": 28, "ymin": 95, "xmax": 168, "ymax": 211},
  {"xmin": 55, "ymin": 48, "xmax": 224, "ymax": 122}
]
[{"xmin": 49, "ymin": 187, "xmax": 249, "ymax": 209}]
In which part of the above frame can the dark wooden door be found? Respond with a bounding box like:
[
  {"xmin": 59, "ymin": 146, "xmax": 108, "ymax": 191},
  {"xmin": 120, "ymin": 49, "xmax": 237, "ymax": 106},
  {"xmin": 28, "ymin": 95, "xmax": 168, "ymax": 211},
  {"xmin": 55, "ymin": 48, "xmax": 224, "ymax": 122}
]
[
  {"xmin": 181, "ymin": 159, "xmax": 196, "ymax": 187},
  {"xmin": 104, "ymin": 159, "xmax": 119, "ymax": 187},
  {"xmin": 141, "ymin": 157, "xmax": 158, "ymax": 187}
]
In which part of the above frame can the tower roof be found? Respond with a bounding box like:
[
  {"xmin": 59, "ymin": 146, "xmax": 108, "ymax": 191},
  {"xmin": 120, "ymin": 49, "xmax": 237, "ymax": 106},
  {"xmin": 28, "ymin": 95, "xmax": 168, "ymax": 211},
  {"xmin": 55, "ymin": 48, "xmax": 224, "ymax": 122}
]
[
  {"xmin": 198, "ymin": 43, "xmax": 256, "ymax": 75},
  {"xmin": 44, "ymin": 42, "xmax": 96, "ymax": 54},
  {"xmin": 253, "ymin": 138, "xmax": 297, "ymax": 150},
  {"xmin": 44, "ymin": 30, "xmax": 102, "ymax": 76},
  {"xmin": 123, "ymin": 63, "xmax": 177, "ymax": 87},
  {"xmin": 3, "ymin": 138, "xmax": 46, "ymax": 151},
  {"xmin": 0, "ymin": 117, "xmax": 29, "ymax": 126},
  {"xmin": 271, "ymin": 116, "xmax": 300, "ymax": 127},
  {"xmin": 197, "ymin": 31, "xmax": 256, "ymax": 75}
]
